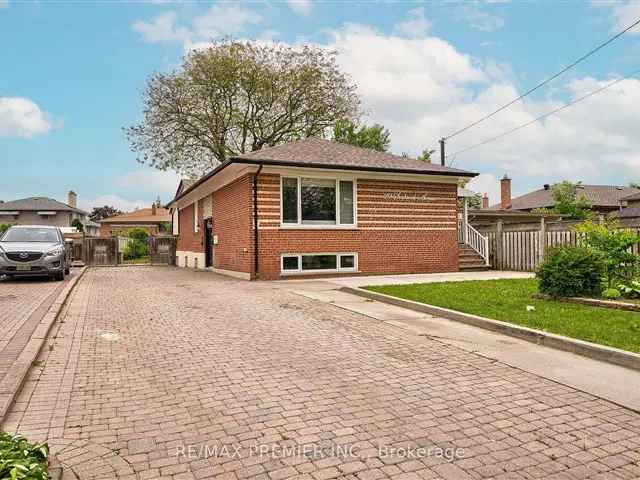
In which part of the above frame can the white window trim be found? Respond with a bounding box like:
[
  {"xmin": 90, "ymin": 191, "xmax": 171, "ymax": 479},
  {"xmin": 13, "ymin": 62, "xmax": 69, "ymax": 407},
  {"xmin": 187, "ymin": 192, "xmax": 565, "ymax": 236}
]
[
  {"xmin": 280, "ymin": 176, "xmax": 357, "ymax": 229},
  {"xmin": 280, "ymin": 252, "xmax": 359, "ymax": 275},
  {"xmin": 193, "ymin": 202, "xmax": 199, "ymax": 233}
]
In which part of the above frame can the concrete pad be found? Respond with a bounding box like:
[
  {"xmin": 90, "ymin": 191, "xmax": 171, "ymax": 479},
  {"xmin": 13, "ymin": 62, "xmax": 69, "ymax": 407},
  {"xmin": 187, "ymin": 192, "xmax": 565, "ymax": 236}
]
[
  {"xmin": 325, "ymin": 270, "xmax": 534, "ymax": 288},
  {"xmin": 291, "ymin": 287, "xmax": 640, "ymax": 412}
]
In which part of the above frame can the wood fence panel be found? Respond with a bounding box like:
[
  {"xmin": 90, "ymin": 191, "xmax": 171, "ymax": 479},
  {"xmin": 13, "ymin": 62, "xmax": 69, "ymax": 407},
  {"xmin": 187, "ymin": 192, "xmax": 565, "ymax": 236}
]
[
  {"xmin": 83, "ymin": 238, "xmax": 118, "ymax": 266},
  {"xmin": 488, "ymin": 226, "xmax": 640, "ymax": 272},
  {"xmin": 149, "ymin": 236, "xmax": 177, "ymax": 265}
]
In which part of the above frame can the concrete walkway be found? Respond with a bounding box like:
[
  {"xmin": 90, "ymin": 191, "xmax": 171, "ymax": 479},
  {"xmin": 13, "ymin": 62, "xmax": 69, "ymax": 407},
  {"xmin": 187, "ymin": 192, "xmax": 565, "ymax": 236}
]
[
  {"xmin": 278, "ymin": 277, "xmax": 640, "ymax": 412},
  {"xmin": 284, "ymin": 270, "xmax": 534, "ymax": 288}
]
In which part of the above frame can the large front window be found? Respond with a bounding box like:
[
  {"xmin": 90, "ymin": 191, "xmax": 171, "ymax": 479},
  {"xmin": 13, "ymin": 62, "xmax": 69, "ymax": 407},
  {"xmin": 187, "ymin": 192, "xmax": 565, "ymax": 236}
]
[{"xmin": 281, "ymin": 177, "xmax": 355, "ymax": 226}]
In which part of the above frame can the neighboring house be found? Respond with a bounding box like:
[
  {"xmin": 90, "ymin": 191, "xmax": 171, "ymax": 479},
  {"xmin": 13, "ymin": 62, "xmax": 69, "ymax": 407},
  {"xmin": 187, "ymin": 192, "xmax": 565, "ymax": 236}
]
[
  {"xmin": 0, "ymin": 190, "xmax": 99, "ymax": 236},
  {"xmin": 611, "ymin": 191, "xmax": 640, "ymax": 227},
  {"xmin": 99, "ymin": 201, "xmax": 172, "ymax": 237},
  {"xmin": 490, "ymin": 176, "xmax": 639, "ymax": 215},
  {"xmin": 166, "ymin": 137, "xmax": 477, "ymax": 280}
]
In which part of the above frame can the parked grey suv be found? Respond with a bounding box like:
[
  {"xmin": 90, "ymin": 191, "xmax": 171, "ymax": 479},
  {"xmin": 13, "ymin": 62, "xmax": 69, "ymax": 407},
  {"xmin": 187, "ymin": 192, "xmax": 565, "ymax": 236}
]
[{"xmin": 0, "ymin": 225, "xmax": 71, "ymax": 281}]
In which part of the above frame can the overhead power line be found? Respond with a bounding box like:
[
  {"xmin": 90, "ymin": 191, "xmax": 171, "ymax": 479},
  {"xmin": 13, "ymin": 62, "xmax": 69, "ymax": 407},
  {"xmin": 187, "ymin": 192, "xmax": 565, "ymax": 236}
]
[
  {"xmin": 444, "ymin": 17, "xmax": 640, "ymax": 141},
  {"xmin": 446, "ymin": 69, "xmax": 639, "ymax": 159}
]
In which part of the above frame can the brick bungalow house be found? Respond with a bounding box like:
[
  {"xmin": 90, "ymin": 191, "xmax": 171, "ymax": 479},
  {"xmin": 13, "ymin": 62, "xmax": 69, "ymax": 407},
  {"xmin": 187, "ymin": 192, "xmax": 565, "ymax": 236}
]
[
  {"xmin": 99, "ymin": 201, "xmax": 172, "ymax": 237},
  {"xmin": 167, "ymin": 137, "xmax": 478, "ymax": 280}
]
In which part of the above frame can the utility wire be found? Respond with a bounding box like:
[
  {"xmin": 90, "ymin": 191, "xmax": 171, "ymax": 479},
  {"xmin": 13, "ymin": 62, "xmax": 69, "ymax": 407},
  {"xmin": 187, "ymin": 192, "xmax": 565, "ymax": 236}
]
[
  {"xmin": 444, "ymin": 17, "xmax": 640, "ymax": 141},
  {"xmin": 446, "ymin": 70, "xmax": 639, "ymax": 158}
]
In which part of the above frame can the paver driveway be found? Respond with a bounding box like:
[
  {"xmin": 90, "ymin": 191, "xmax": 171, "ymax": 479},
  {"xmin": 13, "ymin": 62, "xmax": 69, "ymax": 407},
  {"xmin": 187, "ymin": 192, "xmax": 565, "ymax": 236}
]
[
  {"xmin": 0, "ymin": 275, "xmax": 69, "ymax": 383},
  {"xmin": 2, "ymin": 267, "xmax": 640, "ymax": 480}
]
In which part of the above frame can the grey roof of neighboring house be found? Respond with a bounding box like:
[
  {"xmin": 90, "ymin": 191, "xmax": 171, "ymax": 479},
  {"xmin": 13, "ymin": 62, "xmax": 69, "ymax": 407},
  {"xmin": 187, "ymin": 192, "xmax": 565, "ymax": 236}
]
[
  {"xmin": 612, "ymin": 206, "xmax": 640, "ymax": 218},
  {"xmin": 0, "ymin": 197, "xmax": 88, "ymax": 215},
  {"xmin": 621, "ymin": 191, "xmax": 640, "ymax": 202},
  {"xmin": 233, "ymin": 137, "xmax": 476, "ymax": 177},
  {"xmin": 491, "ymin": 185, "xmax": 640, "ymax": 210}
]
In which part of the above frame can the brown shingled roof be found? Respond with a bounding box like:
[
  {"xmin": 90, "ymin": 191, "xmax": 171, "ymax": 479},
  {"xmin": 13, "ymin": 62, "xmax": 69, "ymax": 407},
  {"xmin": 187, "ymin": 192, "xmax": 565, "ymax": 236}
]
[
  {"xmin": 100, "ymin": 207, "xmax": 171, "ymax": 224},
  {"xmin": 622, "ymin": 191, "xmax": 640, "ymax": 202},
  {"xmin": 491, "ymin": 184, "xmax": 640, "ymax": 210},
  {"xmin": 233, "ymin": 137, "xmax": 476, "ymax": 177}
]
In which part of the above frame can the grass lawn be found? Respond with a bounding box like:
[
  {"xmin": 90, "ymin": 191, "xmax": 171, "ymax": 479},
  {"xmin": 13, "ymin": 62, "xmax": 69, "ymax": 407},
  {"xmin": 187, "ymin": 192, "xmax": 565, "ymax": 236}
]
[{"xmin": 365, "ymin": 278, "xmax": 640, "ymax": 354}]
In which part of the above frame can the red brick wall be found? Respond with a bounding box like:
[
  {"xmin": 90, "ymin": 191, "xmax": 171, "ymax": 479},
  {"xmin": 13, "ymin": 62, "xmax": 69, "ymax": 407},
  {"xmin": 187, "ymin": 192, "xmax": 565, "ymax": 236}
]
[
  {"xmin": 254, "ymin": 174, "xmax": 459, "ymax": 280},
  {"xmin": 176, "ymin": 173, "xmax": 460, "ymax": 279},
  {"xmin": 177, "ymin": 203, "xmax": 204, "ymax": 253},
  {"xmin": 211, "ymin": 175, "xmax": 254, "ymax": 274}
]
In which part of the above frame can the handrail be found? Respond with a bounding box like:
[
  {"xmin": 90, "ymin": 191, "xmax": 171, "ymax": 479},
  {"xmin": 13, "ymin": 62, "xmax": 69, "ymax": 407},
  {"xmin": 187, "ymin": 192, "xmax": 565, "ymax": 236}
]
[{"xmin": 465, "ymin": 223, "xmax": 490, "ymax": 266}]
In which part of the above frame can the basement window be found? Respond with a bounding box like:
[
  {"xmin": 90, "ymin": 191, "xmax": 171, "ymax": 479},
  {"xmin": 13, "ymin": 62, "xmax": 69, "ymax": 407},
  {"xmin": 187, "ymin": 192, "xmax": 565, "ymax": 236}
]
[{"xmin": 281, "ymin": 253, "xmax": 358, "ymax": 274}]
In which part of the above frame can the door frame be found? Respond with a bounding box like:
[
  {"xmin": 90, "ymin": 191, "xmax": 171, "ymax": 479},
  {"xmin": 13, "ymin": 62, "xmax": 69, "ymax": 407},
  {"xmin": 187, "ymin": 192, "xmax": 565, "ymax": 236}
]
[{"xmin": 204, "ymin": 217, "xmax": 213, "ymax": 267}]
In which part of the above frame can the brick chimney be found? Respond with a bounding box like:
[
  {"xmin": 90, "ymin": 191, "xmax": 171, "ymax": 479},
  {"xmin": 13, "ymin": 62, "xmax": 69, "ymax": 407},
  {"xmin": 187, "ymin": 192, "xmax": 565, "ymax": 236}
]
[
  {"xmin": 151, "ymin": 202, "xmax": 157, "ymax": 216},
  {"xmin": 500, "ymin": 175, "xmax": 511, "ymax": 210},
  {"xmin": 68, "ymin": 190, "xmax": 77, "ymax": 208},
  {"xmin": 482, "ymin": 193, "xmax": 489, "ymax": 209}
]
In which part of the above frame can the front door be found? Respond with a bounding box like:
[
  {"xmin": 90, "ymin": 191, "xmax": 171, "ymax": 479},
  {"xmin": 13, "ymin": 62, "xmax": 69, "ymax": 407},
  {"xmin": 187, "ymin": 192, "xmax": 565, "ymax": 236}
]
[{"xmin": 204, "ymin": 218, "xmax": 213, "ymax": 268}]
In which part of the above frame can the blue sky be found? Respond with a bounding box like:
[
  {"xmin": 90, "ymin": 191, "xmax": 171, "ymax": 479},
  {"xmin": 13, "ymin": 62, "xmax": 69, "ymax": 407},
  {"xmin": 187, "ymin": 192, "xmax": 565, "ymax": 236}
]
[{"xmin": 1, "ymin": 0, "xmax": 640, "ymax": 211}]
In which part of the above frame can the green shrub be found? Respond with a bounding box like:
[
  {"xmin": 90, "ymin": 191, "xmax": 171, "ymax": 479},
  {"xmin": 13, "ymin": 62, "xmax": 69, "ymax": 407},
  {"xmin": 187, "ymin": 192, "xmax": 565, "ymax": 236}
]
[
  {"xmin": 127, "ymin": 227, "xmax": 149, "ymax": 242},
  {"xmin": 602, "ymin": 288, "xmax": 621, "ymax": 300},
  {"xmin": 0, "ymin": 431, "xmax": 49, "ymax": 480},
  {"xmin": 618, "ymin": 280, "xmax": 640, "ymax": 298},
  {"xmin": 575, "ymin": 219, "xmax": 640, "ymax": 286},
  {"xmin": 0, "ymin": 224, "xmax": 10, "ymax": 237},
  {"xmin": 123, "ymin": 240, "xmax": 148, "ymax": 260},
  {"xmin": 537, "ymin": 246, "xmax": 604, "ymax": 298}
]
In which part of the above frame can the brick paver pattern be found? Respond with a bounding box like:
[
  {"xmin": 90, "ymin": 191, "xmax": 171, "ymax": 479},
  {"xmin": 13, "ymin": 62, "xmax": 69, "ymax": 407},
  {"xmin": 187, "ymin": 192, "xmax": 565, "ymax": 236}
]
[
  {"xmin": 0, "ymin": 276, "xmax": 67, "ymax": 381},
  {"xmin": 2, "ymin": 267, "xmax": 640, "ymax": 480}
]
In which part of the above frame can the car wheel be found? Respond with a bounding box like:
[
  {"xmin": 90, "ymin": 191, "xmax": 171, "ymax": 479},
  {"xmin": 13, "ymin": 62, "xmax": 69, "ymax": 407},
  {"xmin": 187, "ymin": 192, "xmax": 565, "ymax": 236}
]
[
  {"xmin": 65, "ymin": 265, "xmax": 70, "ymax": 275},
  {"xmin": 54, "ymin": 271, "xmax": 65, "ymax": 281}
]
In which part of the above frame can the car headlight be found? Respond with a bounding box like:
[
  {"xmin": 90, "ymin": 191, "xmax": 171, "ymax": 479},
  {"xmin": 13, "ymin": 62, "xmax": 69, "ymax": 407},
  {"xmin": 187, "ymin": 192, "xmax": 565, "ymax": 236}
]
[{"xmin": 46, "ymin": 247, "xmax": 65, "ymax": 257}]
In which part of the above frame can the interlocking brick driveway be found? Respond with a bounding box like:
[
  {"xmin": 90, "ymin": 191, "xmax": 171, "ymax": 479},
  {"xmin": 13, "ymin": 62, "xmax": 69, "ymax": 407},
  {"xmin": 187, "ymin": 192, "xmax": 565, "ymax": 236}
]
[
  {"xmin": 0, "ymin": 275, "xmax": 68, "ymax": 382},
  {"xmin": 2, "ymin": 267, "xmax": 640, "ymax": 479}
]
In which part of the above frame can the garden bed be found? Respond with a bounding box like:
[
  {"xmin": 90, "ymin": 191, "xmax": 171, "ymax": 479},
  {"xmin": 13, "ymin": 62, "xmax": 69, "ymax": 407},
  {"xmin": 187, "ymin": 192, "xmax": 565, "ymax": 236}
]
[{"xmin": 365, "ymin": 278, "xmax": 640, "ymax": 354}]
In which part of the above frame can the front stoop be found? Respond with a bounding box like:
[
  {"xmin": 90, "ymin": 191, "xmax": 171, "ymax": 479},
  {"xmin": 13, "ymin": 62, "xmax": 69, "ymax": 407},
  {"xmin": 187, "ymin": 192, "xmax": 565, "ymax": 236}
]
[{"xmin": 459, "ymin": 244, "xmax": 490, "ymax": 271}]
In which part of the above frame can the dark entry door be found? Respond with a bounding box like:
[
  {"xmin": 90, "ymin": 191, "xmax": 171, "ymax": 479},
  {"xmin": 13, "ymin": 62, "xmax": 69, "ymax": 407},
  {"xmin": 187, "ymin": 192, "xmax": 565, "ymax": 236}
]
[{"xmin": 204, "ymin": 218, "xmax": 213, "ymax": 267}]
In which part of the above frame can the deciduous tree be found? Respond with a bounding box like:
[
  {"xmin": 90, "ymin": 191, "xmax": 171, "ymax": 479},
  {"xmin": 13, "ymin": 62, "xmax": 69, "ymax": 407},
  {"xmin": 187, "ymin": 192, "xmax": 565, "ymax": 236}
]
[
  {"xmin": 333, "ymin": 120, "xmax": 390, "ymax": 152},
  {"xmin": 125, "ymin": 39, "xmax": 361, "ymax": 177}
]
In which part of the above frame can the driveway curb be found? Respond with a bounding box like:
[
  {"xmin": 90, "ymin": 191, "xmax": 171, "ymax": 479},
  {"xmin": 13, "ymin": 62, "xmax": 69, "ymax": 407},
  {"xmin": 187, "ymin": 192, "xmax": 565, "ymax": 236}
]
[
  {"xmin": 0, "ymin": 267, "xmax": 87, "ymax": 421},
  {"xmin": 340, "ymin": 286, "xmax": 640, "ymax": 372}
]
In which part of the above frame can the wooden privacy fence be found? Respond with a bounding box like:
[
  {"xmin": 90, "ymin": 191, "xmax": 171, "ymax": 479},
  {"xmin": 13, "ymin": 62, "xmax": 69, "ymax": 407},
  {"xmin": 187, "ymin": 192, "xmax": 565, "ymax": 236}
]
[
  {"xmin": 83, "ymin": 236, "xmax": 177, "ymax": 266},
  {"xmin": 485, "ymin": 222, "xmax": 640, "ymax": 272}
]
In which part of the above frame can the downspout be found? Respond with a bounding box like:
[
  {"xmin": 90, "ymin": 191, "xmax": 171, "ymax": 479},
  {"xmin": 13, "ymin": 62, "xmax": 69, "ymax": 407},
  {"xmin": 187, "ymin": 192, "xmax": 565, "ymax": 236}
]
[{"xmin": 253, "ymin": 164, "xmax": 263, "ymax": 279}]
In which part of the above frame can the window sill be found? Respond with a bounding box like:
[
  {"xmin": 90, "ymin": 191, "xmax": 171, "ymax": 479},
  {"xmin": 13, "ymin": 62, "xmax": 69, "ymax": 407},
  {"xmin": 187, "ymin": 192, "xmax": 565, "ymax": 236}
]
[
  {"xmin": 279, "ymin": 224, "xmax": 358, "ymax": 230},
  {"xmin": 281, "ymin": 269, "xmax": 360, "ymax": 276}
]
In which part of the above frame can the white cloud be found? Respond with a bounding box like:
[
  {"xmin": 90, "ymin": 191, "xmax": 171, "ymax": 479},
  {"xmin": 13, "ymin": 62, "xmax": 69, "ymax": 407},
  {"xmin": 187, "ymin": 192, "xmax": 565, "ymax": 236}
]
[
  {"xmin": 0, "ymin": 97, "xmax": 53, "ymax": 138},
  {"xmin": 287, "ymin": 0, "xmax": 313, "ymax": 16},
  {"xmin": 132, "ymin": 11, "xmax": 189, "ymax": 44},
  {"xmin": 0, "ymin": 0, "xmax": 8, "ymax": 9},
  {"xmin": 319, "ymin": 23, "xmax": 640, "ymax": 191},
  {"xmin": 133, "ymin": 5, "xmax": 261, "ymax": 46},
  {"xmin": 394, "ymin": 7, "xmax": 432, "ymax": 38},
  {"xmin": 116, "ymin": 169, "xmax": 181, "ymax": 195},
  {"xmin": 460, "ymin": 5, "xmax": 505, "ymax": 32},
  {"xmin": 599, "ymin": 1, "xmax": 640, "ymax": 34},
  {"xmin": 79, "ymin": 194, "xmax": 153, "ymax": 213}
]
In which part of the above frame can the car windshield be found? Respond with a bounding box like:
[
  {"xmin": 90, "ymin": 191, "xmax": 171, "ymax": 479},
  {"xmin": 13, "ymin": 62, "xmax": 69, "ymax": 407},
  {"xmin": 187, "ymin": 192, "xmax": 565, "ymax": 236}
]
[{"xmin": 1, "ymin": 228, "xmax": 59, "ymax": 243}]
